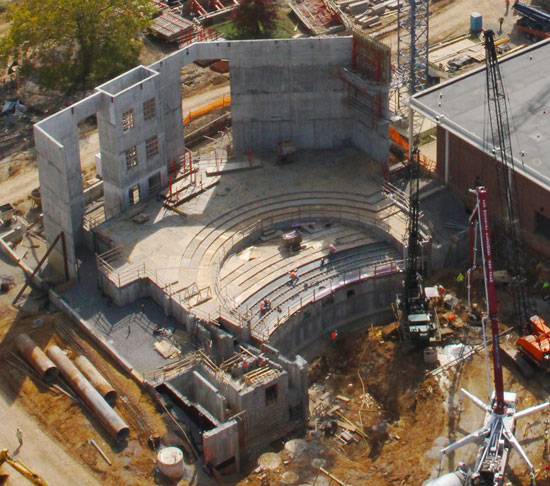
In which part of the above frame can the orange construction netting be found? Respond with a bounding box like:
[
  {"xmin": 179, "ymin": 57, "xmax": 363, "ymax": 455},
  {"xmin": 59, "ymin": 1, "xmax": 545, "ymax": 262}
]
[{"xmin": 183, "ymin": 94, "xmax": 231, "ymax": 125}]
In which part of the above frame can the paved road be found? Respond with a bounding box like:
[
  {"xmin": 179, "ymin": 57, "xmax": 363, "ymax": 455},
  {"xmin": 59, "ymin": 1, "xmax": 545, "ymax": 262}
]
[{"xmin": 0, "ymin": 386, "xmax": 101, "ymax": 486}]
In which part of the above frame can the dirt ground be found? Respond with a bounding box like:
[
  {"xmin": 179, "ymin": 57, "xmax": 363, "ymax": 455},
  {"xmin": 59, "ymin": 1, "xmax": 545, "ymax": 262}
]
[{"xmin": 0, "ymin": 305, "xmax": 173, "ymax": 486}]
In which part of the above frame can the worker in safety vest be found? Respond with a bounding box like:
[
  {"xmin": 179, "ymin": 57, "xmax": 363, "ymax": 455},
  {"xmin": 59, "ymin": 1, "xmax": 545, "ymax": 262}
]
[
  {"xmin": 331, "ymin": 330, "xmax": 338, "ymax": 344},
  {"xmin": 457, "ymin": 273, "xmax": 464, "ymax": 283}
]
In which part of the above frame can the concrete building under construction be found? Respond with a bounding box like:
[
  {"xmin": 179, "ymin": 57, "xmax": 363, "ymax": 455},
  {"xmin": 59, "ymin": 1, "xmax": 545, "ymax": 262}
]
[{"xmin": 30, "ymin": 32, "xmax": 470, "ymax": 473}]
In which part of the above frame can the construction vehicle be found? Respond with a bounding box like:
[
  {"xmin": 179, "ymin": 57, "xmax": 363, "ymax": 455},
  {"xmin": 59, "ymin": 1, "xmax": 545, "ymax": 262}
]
[
  {"xmin": 516, "ymin": 315, "xmax": 550, "ymax": 369},
  {"xmin": 0, "ymin": 449, "xmax": 48, "ymax": 485},
  {"xmin": 395, "ymin": 148, "xmax": 440, "ymax": 342},
  {"xmin": 513, "ymin": 2, "xmax": 550, "ymax": 40},
  {"xmin": 427, "ymin": 186, "xmax": 549, "ymax": 486}
]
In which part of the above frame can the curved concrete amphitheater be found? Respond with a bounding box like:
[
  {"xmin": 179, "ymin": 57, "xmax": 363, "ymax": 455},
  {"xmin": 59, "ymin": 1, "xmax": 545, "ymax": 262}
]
[{"xmin": 96, "ymin": 151, "xmax": 419, "ymax": 353}]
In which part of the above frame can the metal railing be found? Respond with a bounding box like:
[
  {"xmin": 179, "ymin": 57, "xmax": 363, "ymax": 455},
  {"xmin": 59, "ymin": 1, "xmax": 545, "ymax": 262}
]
[
  {"xmin": 250, "ymin": 257, "xmax": 404, "ymax": 341},
  {"xmin": 96, "ymin": 203, "xmax": 409, "ymax": 336}
]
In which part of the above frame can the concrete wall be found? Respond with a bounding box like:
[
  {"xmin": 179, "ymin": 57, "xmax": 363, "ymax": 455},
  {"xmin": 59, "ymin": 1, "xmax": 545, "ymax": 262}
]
[
  {"xmin": 203, "ymin": 420, "xmax": 240, "ymax": 471},
  {"xmin": 239, "ymin": 372, "xmax": 290, "ymax": 460},
  {"xmin": 35, "ymin": 37, "xmax": 390, "ymax": 278},
  {"xmin": 96, "ymin": 66, "xmax": 168, "ymax": 218},
  {"xmin": 34, "ymin": 92, "xmax": 103, "ymax": 279},
  {"xmin": 270, "ymin": 272, "xmax": 401, "ymax": 356},
  {"xmin": 193, "ymin": 370, "xmax": 226, "ymax": 422}
]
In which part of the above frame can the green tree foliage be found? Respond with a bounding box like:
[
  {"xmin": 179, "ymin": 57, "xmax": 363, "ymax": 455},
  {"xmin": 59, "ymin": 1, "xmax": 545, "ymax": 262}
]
[
  {"xmin": 0, "ymin": 0, "xmax": 153, "ymax": 90},
  {"xmin": 232, "ymin": 0, "xmax": 278, "ymax": 39}
]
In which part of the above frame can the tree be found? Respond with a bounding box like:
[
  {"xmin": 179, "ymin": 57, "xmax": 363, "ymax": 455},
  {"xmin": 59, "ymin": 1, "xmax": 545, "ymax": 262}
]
[
  {"xmin": 232, "ymin": 0, "xmax": 278, "ymax": 39},
  {"xmin": 0, "ymin": 0, "xmax": 153, "ymax": 90}
]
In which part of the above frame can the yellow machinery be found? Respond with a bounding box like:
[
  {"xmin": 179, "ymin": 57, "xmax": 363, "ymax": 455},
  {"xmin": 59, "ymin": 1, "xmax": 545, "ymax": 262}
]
[{"xmin": 0, "ymin": 449, "xmax": 48, "ymax": 486}]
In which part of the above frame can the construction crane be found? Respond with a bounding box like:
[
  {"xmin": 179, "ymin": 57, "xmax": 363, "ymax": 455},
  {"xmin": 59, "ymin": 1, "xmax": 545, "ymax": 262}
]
[
  {"xmin": 0, "ymin": 449, "xmax": 48, "ymax": 486},
  {"xmin": 395, "ymin": 148, "xmax": 439, "ymax": 342},
  {"xmin": 483, "ymin": 29, "xmax": 550, "ymax": 370},
  {"xmin": 484, "ymin": 29, "xmax": 532, "ymax": 335},
  {"xmin": 426, "ymin": 187, "xmax": 549, "ymax": 486}
]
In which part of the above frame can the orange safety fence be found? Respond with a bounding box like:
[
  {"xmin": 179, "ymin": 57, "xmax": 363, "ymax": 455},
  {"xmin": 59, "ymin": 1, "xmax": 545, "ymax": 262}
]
[
  {"xmin": 183, "ymin": 95, "xmax": 231, "ymax": 125},
  {"xmin": 389, "ymin": 126, "xmax": 409, "ymax": 151}
]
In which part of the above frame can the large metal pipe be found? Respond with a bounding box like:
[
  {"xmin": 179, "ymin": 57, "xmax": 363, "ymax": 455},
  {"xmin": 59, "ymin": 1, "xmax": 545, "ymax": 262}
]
[
  {"xmin": 46, "ymin": 345, "xmax": 130, "ymax": 441},
  {"xmin": 74, "ymin": 356, "xmax": 117, "ymax": 405},
  {"xmin": 15, "ymin": 334, "xmax": 58, "ymax": 382}
]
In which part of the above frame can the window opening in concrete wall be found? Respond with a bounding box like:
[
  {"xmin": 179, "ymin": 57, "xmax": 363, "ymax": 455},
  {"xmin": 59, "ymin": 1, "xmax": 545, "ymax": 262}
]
[
  {"xmin": 265, "ymin": 383, "xmax": 278, "ymax": 405},
  {"xmin": 181, "ymin": 59, "xmax": 231, "ymax": 155},
  {"xmin": 77, "ymin": 115, "xmax": 106, "ymax": 231},
  {"xmin": 126, "ymin": 146, "xmax": 138, "ymax": 169},
  {"xmin": 148, "ymin": 172, "xmax": 161, "ymax": 194},
  {"xmin": 143, "ymin": 98, "xmax": 156, "ymax": 120},
  {"xmin": 129, "ymin": 184, "xmax": 140, "ymax": 205},
  {"xmin": 535, "ymin": 210, "xmax": 550, "ymax": 239},
  {"xmin": 122, "ymin": 108, "xmax": 135, "ymax": 132},
  {"xmin": 347, "ymin": 289, "xmax": 355, "ymax": 299},
  {"xmin": 146, "ymin": 134, "xmax": 159, "ymax": 159}
]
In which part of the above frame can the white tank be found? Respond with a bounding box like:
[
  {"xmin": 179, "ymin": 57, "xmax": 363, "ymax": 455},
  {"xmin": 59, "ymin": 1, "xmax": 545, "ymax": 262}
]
[
  {"xmin": 424, "ymin": 471, "xmax": 467, "ymax": 486},
  {"xmin": 157, "ymin": 447, "xmax": 184, "ymax": 479}
]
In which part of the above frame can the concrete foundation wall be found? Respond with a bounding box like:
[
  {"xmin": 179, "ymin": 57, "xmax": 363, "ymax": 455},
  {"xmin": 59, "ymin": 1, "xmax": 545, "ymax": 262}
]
[
  {"xmin": 193, "ymin": 371, "xmax": 226, "ymax": 422},
  {"xmin": 270, "ymin": 273, "xmax": 401, "ymax": 356},
  {"xmin": 239, "ymin": 372, "xmax": 290, "ymax": 459},
  {"xmin": 203, "ymin": 420, "xmax": 240, "ymax": 471}
]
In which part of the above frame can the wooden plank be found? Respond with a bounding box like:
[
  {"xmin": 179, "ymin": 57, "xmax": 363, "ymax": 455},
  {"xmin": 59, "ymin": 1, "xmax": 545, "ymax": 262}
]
[
  {"xmin": 336, "ymin": 420, "xmax": 356, "ymax": 432},
  {"xmin": 336, "ymin": 395, "xmax": 350, "ymax": 402}
]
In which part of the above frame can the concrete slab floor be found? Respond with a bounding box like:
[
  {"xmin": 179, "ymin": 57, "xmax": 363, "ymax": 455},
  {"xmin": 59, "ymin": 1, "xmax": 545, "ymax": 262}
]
[{"xmin": 61, "ymin": 258, "xmax": 195, "ymax": 373}]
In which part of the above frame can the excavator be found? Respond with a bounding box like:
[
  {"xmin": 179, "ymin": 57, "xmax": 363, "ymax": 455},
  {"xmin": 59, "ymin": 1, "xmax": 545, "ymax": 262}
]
[
  {"xmin": 0, "ymin": 449, "xmax": 48, "ymax": 486},
  {"xmin": 516, "ymin": 315, "xmax": 550, "ymax": 370}
]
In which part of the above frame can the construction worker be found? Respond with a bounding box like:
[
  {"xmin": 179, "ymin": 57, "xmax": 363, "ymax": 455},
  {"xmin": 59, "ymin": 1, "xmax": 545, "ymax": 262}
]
[
  {"xmin": 498, "ymin": 17, "xmax": 504, "ymax": 33},
  {"xmin": 331, "ymin": 329, "xmax": 338, "ymax": 344},
  {"xmin": 457, "ymin": 273, "xmax": 465, "ymax": 283},
  {"xmin": 263, "ymin": 298, "xmax": 271, "ymax": 311},
  {"xmin": 16, "ymin": 427, "xmax": 23, "ymax": 446},
  {"xmin": 321, "ymin": 244, "xmax": 337, "ymax": 267},
  {"xmin": 505, "ymin": 0, "xmax": 510, "ymax": 15},
  {"xmin": 289, "ymin": 269, "xmax": 298, "ymax": 285},
  {"xmin": 259, "ymin": 302, "xmax": 265, "ymax": 314}
]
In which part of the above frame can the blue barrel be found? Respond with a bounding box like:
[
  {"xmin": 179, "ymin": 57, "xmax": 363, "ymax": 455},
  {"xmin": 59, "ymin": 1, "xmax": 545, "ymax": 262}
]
[{"xmin": 470, "ymin": 12, "xmax": 483, "ymax": 33}]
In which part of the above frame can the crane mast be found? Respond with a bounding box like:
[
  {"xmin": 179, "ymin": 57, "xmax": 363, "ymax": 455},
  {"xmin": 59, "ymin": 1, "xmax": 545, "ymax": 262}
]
[
  {"xmin": 404, "ymin": 148, "xmax": 422, "ymax": 316},
  {"xmin": 395, "ymin": 148, "xmax": 439, "ymax": 342},
  {"xmin": 484, "ymin": 30, "xmax": 531, "ymax": 333}
]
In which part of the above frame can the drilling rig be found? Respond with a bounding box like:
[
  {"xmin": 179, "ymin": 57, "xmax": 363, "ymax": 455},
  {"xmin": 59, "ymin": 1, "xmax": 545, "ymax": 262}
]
[{"xmin": 395, "ymin": 148, "xmax": 439, "ymax": 342}]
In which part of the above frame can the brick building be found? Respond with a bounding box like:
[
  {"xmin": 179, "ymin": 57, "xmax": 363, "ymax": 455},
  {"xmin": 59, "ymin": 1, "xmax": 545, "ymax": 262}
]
[{"xmin": 410, "ymin": 38, "xmax": 550, "ymax": 255}]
